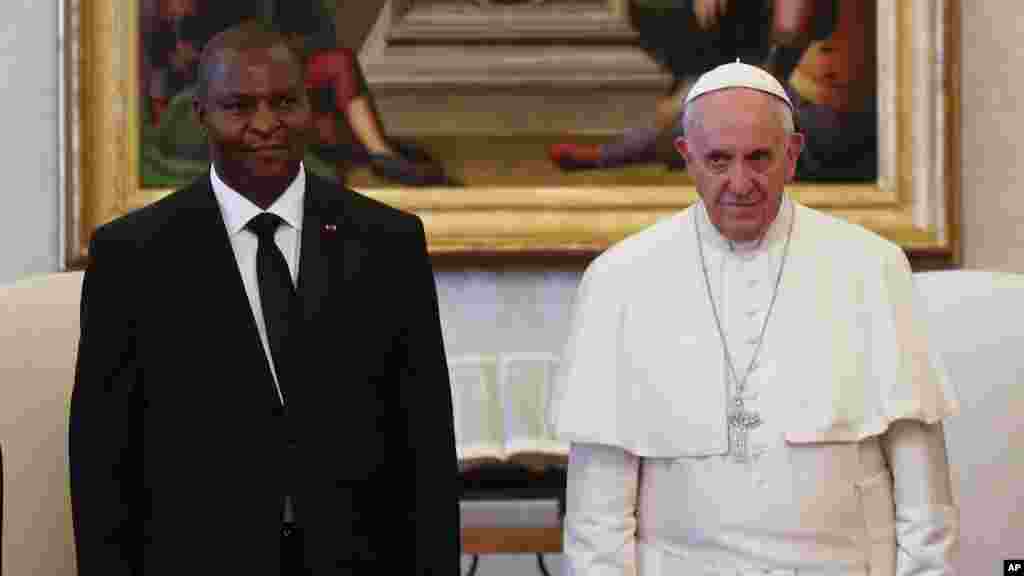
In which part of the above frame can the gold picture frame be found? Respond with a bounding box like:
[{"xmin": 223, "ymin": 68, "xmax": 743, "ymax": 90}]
[{"xmin": 64, "ymin": 0, "xmax": 959, "ymax": 265}]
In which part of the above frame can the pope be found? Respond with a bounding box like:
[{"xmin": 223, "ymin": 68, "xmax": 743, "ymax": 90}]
[{"xmin": 549, "ymin": 61, "xmax": 959, "ymax": 575}]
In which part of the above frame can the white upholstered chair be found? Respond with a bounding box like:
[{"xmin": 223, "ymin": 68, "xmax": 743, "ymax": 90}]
[
  {"xmin": 913, "ymin": 270, "xmax": 1024, "ymax": 571},
  {"xmin": 0, "ymin": 271, "xmax": 82, "ymax": 576}
]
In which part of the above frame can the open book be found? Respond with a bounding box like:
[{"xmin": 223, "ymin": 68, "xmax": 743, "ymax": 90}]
[{"xmin": 449, "ymin": 352, "xmax": 568, "ymax": 471}]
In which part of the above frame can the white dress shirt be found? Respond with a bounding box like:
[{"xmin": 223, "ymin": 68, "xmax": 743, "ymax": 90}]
[
  {"xmin": 210, "ymin": 163, "xmax": 305, "ymax": 406},
  {"xmin": 555, "ymin": 197, "xmax": 959, "ymax": 575}
]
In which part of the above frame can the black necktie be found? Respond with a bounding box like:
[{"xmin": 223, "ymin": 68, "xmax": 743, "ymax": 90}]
[
  {"xmin": 246, "ymin": 212, "xmax": 297, "ymax": 404},
  {"xmin": 247, "ymin": 213, "xmax": 301, "ymax": 523}
]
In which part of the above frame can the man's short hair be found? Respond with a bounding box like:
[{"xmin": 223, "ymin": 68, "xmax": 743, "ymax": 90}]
[{"xmin": 195, "ymin": 19, "xmax": 303, "ymax": 102}]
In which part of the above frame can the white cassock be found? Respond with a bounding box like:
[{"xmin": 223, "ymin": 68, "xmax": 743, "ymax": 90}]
[{"xmin": 549, "ymin": 196, "xmax": 959, "ymax": 575}]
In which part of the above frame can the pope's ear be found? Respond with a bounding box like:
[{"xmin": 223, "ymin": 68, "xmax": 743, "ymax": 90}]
[
  {"xmin": 674, "ymin": 136, "xmax": 691, "ymax": 162},
  {"xmin": 787, "ymin": 132, "xmax": 805, "ymax": 160},
  {"xmin": 784, "ymin": 132, "xmax": 805, "ymax": 181}
]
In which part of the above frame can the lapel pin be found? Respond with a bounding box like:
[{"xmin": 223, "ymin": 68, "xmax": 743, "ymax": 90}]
[{"xmin": 322, "ymin": 223, "xmax": 337, "ymax": 232}]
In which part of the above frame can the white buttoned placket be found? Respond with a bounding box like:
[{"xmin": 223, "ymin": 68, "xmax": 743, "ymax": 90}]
[
  {"xmin": 720, "ymin": 241, "xmax": 781, "ymax": 476},
  {"xmin": 697, "ymin": 198, "xmax": 793, "ymax": 476}
]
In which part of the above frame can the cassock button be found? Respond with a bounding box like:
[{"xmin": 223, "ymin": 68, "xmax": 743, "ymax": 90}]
[
  {"xmin": 746, "ymin": 308, "xmax": 760, "ymax": 319},
  {"xmin": 747, "ymin": 278, "xmax": 759, "ymax": 288}
]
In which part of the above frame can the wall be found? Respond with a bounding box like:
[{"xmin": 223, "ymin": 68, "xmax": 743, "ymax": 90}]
[
  {"xmin": 959, "ymin": 2, "xmax": 1024, "ymax": 271},
  {"xmin": 0, "ymin": 0, "xmax": 59, "ymax": 284}
]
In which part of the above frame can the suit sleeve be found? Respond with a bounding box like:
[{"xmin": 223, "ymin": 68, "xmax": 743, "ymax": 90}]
[
  {"xmin": 397, "ymin": 217, "xmax": 461, "ymax": 574},
  {"xmin": 69, "ymin": 231, "xmax": 144, "ymax": 575}
]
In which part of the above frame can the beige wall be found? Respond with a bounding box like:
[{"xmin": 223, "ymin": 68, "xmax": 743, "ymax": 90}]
[
  {"xmin": 0, "ymin": 1, "xmax": 59, "ymax": 284},
  {"xmin": 960, "ymin": 2, "xmax": 1024, "ymax": 272}
]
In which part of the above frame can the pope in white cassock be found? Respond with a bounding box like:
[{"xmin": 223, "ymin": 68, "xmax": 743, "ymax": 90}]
[{"xmin": 549, "ymin": 61, "xmax": 959, "ymax": 575}]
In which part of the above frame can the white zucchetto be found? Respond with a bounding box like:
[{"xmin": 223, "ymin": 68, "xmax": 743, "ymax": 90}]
[{"xmin": 684, "ymin": 60, "xmax": 793, "ymax": 110}]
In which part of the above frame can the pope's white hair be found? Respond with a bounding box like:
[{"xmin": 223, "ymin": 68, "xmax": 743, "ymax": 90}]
[{"xmin": 682, "ymin": 90, "xmax": 795, "ymax": 137}]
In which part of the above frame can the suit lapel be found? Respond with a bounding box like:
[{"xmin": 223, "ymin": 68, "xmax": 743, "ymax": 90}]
[
  {"xmin": 297, "ymin": 180, "xmax": 331, "ymax": 325},
  {"xmin": 180, "ymin": 178, "xmax": 280, "ymax": 399},
  {"xmin": 297, "ymin": 175, "xmax": 365, "ymax": 324}
]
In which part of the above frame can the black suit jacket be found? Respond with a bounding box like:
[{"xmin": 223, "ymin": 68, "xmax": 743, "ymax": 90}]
[{"xmin": 69, "ymin": 173, "xmax": 460, "ymax": 574}]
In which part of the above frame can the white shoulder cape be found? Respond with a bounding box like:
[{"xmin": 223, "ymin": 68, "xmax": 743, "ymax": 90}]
[{"xmin": 548, "ymin": 202, "xmax": 958, "ymax": 457}]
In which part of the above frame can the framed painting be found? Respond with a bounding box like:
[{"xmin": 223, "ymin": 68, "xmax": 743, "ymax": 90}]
[{"xmin": 63, "ymin": 0, "xmax": 959, "ymax": 266}]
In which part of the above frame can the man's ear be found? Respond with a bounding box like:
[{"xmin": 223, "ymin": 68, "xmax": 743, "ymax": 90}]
[{"xmin": 192, "ymin": 95, "xmax": 206, "ymax": 128}]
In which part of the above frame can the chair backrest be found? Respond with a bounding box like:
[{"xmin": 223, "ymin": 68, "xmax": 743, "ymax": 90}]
[
  {"xmin": 913, "ymin": 270, "xmax": 1024, "ymax": 571},
  {"xmin": 0, "ymin": 271, "xmax": 83, "ymax": 576}
]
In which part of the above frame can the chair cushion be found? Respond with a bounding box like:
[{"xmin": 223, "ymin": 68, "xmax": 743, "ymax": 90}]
[{"xmin": 914, "ymin": 270, "xmax": 1024, "ymax": 570}]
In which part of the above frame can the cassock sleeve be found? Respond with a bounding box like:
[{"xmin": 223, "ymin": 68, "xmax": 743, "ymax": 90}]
[
  {"xmin": 564, "ymin": 442, "xmax": 640, "ymax": 576},
  {"xmin": 883, "ymin": 420, "xmax": 959, "ymax": 575},
  {"xmin": 876, "ymin": 240, "xmax": 959, "ymax": 574}
]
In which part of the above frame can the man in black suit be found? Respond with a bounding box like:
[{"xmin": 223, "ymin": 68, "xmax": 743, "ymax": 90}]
[{"xmin": 69, "ymin": 20, "xmax": 459, "ymax": 575}]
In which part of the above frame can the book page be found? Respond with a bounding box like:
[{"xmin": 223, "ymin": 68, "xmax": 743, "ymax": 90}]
[
  {"xmin": 448, "ymin": 354, "xmax": 505, "ymax": 466},
  {"xmin": 497, "ymin": 352, "xmax": 569, "ymax": 463}
]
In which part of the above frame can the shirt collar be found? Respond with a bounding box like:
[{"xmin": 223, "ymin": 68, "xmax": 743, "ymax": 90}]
[
  {"xmin": 210, "ymin": 162, "xmax": 306, "ymax": 237},
  {"xmin": 696, "ymin": 193, "xmax": 792, "ymax": 255}
]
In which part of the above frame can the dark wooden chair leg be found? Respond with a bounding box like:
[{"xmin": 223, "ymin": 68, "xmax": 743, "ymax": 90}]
[{"xmin": 536, "ymin": 553, "xmax": 553, "ymax": 576}]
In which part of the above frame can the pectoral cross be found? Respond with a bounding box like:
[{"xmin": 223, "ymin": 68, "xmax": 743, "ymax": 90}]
[{"xmin": 728, "ymin": 397, "xmax": 762, "ymax": 464}]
